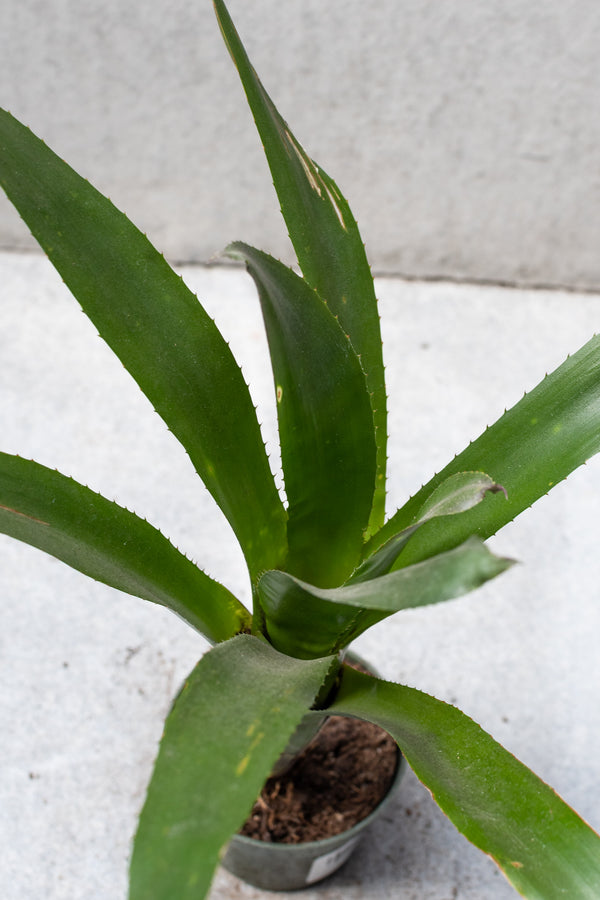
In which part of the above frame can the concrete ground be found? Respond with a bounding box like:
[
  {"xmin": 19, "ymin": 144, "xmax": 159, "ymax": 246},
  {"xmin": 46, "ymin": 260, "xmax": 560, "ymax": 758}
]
[{"xmin": 1, "ymin": 252, "xmax": 599, "ymax": 899}]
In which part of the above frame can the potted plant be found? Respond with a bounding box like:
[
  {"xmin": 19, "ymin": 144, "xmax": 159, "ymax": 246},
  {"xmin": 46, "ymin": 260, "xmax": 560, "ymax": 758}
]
[{"xmin": 1, "ymin": 1, "xmax": 600, "ymax": 897}]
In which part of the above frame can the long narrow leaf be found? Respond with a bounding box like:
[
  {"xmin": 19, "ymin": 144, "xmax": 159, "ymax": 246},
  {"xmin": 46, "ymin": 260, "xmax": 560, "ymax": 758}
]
[
  {"xmin": 258, "ymin": 538, "xmax": 513, "ymax": 659},
  {"xmin": 367, "ymin": 334, "xmax": 600, "ymax": 568},
  {"xmin": 129, "ymin": 636, "xmax": 337, "ymax": 900},
  {"xmin": 330, "ymin": 666, "xmax": 600, "ymax": 899},
  {"xmin": 0, "ymin": 453, "xmax": 249, "ymax": 642},
  {"xmin": 0, "ymin": 108, "xmax": 286, "ymax": 581},
  {"xmin": 350, "ymin": 471, "xmax": 506, "ymax": 584},
  {"xmin": 227, "ymin": 243, "xmax": 376, "ymax": 587},
  {"xmin": 213, "ymin": 0, "xmax": 387, "ymax": 534}
]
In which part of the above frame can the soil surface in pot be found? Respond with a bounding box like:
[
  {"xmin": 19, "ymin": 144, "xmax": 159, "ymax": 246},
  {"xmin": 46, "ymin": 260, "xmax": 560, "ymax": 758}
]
[{"xmin": 240, "ymin": 716, "xmax": 398, "ymax": 843}]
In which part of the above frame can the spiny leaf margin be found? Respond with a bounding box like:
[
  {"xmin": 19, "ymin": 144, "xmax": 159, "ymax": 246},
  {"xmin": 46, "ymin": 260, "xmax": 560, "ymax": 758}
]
[
  {"xmin": 366, "ymin": 334, "xmax": 600, "ymax": 569},
  {"xmin": 213, "ymin": 0, "xmax": 387, "ymax": 535},
  {"xmin": 330, "ymin": 666, "xmax": 600, "ymax": 900},
  {"xmin": 0, "ymin": 106, "xmax": 287, "ymax": 582},
  {"xmin": 0, "ymin": 452, "xmax": 249, "ymax": 641},
  {"xmin": 129, "ymin": 636, "xmax": 338, "ymax": 900},
  {"xmin": 226, "ymin": 242, "xmax": 377, "ymax": 587}
]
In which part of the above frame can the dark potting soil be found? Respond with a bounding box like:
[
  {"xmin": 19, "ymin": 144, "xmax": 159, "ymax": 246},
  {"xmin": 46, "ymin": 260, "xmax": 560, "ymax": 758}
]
[{"xmin": 240, "ymin": 716, "xmax": 398, "ymax": 844}]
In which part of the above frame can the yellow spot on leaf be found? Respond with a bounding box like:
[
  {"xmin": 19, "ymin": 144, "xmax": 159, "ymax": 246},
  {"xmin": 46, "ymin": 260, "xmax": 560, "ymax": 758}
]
[
  {"xmin": 236, "ymin": 731, "xmax": 265, "ymax": 776},
  {"xmin": 236, "ymin": 755, "xmax": 250, "ymax": 776},
  {"xmin": 276, "ymin": 385, "xmax": 283, "ymax": 403}
]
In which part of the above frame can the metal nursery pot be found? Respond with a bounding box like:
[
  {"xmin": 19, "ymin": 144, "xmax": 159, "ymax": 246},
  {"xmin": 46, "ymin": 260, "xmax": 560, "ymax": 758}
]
[
  {"xmin": 221, "ymin": 750, "xmax": 406, "ymax": 891},
  {"xmin": 222, "ymin": 653, "xmax": 406, "ymax": 891}
]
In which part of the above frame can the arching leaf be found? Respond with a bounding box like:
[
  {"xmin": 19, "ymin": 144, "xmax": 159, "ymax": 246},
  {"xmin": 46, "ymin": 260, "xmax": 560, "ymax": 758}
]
[
  {"xmin": 350, "ymin": 471, "xmax": 505, "ymax": 584},
  {"xmin": 214, "ymin": 0, "xmax": 387, "ymax": 535},
  {"xmin": 331, "ymin": 666, "xmax": 600, "ymax": 900},
  {"xmin": 0, "ymin": 453, "xmax": 249, "ymax": 642},
  {"xmin": 259, "ymin": 537, "xmax": 513, "ymax": 658},
  {"xmin": 227, "ymin": 243, "xmax": 376, "ymax": 587},
  {"xmin": 0, "ymin": 108, "xmax": 287, "ymax": 582},
  {"xmin": 367, "ymin": 335, "xmax": 600, "ymax": 570},
  {"xmin": 130, "ymin": 636, "xmax": 337, "ymax": 900}
]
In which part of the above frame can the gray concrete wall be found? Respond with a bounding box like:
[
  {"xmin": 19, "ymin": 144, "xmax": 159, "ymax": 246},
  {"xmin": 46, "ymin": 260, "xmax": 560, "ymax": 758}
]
[{"xmin": 2, "ymin": 0, "xmax": 600, "ymax": 289}]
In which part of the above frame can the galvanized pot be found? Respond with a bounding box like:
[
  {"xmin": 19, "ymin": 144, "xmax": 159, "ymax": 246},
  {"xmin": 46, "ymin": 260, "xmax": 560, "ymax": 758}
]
[{"xmin": 222, "ymin": 742, "xmax": 406, "ymax": 891}]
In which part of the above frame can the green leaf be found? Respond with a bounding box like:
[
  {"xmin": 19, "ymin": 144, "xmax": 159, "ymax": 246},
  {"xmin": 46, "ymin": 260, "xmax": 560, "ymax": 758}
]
[
  {"xmin": 366, "ymin": 334, "xmax": 600, "ymax": 568},
  {"xmin": 259, "ymin": 537, "xmax": 513, "ymax": 659},
  {"xmin": 129, "ymin": 635, "xmax": 337, "ymax": 900},
  {"xmin": 350, "ymin": 471, "xmax": 506, "ymax": 584},
  {"xmin": 213, "ymin": 0, "xmax": 387, "ymax": 535},
  {"xmin": 0, "ymin": 108, "xmax": 286, "ymax": 582},
  {"xmin": 330, "ymin": 666, "xmax": 600, "ymax": 899},
  {"xmin": 416, "ymin": 470, "xmax": 507, "ymax": 520},
  {"xmin": 0, "ymin": 452, "xmax": 249, "ymax": 642},
  {"xmin": 226, "ymin": 243, "xmax": 376, "ymax": 587}
]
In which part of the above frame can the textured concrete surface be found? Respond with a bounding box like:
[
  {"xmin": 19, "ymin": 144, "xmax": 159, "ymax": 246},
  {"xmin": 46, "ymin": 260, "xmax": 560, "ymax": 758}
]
[
  {"xmin": 1, "ymin": 253, "xmax": 599, "ymax": 899},
  {"xmin": 2, "ymin": 0, "xmax": 600, "ymax": 288}
]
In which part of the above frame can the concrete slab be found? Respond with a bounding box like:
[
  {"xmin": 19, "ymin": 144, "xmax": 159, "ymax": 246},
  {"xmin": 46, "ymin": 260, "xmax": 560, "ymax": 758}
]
[{"xmin": 1, "ymin": 252, "xmax": 599, "ymax": 899}]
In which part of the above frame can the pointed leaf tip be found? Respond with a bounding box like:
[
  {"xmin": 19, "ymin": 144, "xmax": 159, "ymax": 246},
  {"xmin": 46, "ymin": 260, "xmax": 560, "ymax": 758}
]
[{"xmin": 213, "ymin": 0, "xmax": 387, "ymax": 535}]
